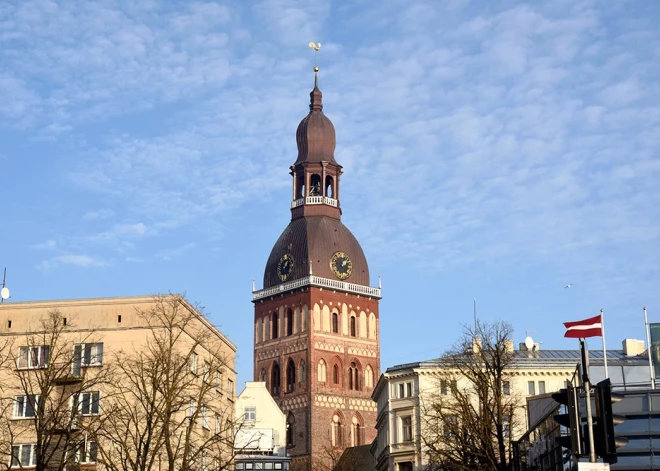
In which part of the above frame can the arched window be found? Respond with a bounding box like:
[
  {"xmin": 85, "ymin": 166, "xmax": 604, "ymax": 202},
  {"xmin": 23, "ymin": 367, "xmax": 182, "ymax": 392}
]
[
  {"xmin": 349, "ymin": 362, "xmax": 359, "ymax": 391},
  {"xmin": 350, "ymin": 316, "xmax": 356, "ymax": 337},
  {"xmin": 299, "ymin": 360, "xmax": 307, "ymax": 383},
  {"xmin": 309, "ymin": 174, "xmax": 321, "ymax": 196},
  {"xmin": 331, "ymin": 413, "xmax": 343, "ymax": 448},
  {"xmin": 364, "ymin": 365, "xmax": 374, "ymax": 389},
  {"xmin": 317, "ymin": 359, "xmax": 327, "ymax": 383},
  {"xmin": 351, "ymin": 416, "xmax": 363, "ymax": 446},
  {"xmin": 286, "ymin": 412, "xmax": 296, "ymax": 447},
  {"xmin": 286, "ymin": 308, "xmax": 293, "ymax": 336},
  {"xmin": 286, "ymin": 359, "xmax": 296, "ymax": 393},
  {"xmin": 271, "ymin": 362, "xmax": 281, "ymax": 395},
  {"xmin": 332, "ymin": 313, "xmax": 339, "ymax": 333},
  {"xmin": 333, "ymin": 364, "xmax": 339, "ymax": 385},
  {"xmin": 325, "ymin": 175, "xmax": 334, "ymax": 198},
  {"xmin": 272, "ymin": 312, "xmax": 279, "ymax": 339},
  {"xmin": 260, "ymin": 368, "xmax": 267, "ymax": 383}
]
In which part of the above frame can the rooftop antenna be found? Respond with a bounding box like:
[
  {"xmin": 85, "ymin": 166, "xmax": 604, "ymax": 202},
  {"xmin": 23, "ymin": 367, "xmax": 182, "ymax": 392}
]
[{"xmin": 1, "ymin": 267, "xmax": 10, "ymax": 302}]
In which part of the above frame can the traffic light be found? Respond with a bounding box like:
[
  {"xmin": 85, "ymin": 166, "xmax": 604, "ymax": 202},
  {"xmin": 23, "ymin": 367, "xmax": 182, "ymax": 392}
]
[
  {"xmin": 552, "ymin": 384, "xmax": 583, "ymax": 456},
  {"xmin": 594, "ymin": 378, "xmax": 628, "ymax": 464}
]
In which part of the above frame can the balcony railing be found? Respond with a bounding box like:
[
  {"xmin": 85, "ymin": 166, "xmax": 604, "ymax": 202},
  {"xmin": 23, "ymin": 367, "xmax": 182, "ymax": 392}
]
[
  {"xmin": 291, "ymin": 196, "xmax": 338, "ymax": 208},
  {"xmin": 253, "ymin": 275, "xmax": 381, "ymax": 301}
]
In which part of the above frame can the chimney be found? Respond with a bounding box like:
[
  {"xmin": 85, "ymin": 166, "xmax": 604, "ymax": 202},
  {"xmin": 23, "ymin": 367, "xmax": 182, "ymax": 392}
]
[
  {"xmin": 504, "ymin": 339, "xmax": 514, "ymax": 353},
  {"xmin": 622, "ymin": 339, "xmax": 645, "ymax": 356}
]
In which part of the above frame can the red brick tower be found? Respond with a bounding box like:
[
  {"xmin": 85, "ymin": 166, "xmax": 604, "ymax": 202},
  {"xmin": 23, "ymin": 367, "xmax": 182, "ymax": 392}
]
[{"xmin": 252, "ymin": 70, "xmax": 381, "ymax": 471}]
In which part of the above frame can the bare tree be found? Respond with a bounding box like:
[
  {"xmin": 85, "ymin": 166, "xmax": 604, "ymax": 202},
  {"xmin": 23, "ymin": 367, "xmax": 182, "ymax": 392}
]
[
  {"xmin": 0, "ymin": 310, "xmax": 110, "ymax": 471},
  {"xmin": 95, "ymin": 294, "xmax": 237, "ymax": 471},
  {"xmin": 421, "ymin": 320, "xmax": 519, "ymax": 471}
]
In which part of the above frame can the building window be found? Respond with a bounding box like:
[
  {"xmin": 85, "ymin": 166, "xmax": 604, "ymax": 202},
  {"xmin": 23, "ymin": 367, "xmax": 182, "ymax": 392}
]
[
  {"xmin": 190, "ymin": 352, "xmax": 198, "ymax": 375},
  {"xmin": 272, "ymin": 312, "xmax": 279, "ymax": 339},
  {"xmin": 244, "ymin": 406, "xmax": 256, "ymax": 421},
  {"xmin": 10, "ymin": 444, "xmax": 37, "ymax": 468},
  {"xmin": 503, "ymin": 416, "xmax": 511, "ymax": 438},
  {"xmin": 332, "ymin": 313, "xmax": 339, "ymax": 333},
  {"xmin": 299, "ymin": 361, "xmax": 306, "ymax": 383},
  {"xmin": 286, "ymin": 412, "xmax": 295, "ymax": 447},
  {"xmin": 398, "ymin": 382, "xmax": 412, "ymax": 398},
  {"xmin": 202, "ymin": 362, "xmax": 211, "ymax": 383},
  {"xmin": 441, "ymin": 380, "xmax": 448, "ymax": 395},
  {"xmin": 351, "ymin": 416, "xmax": 363, "ymax": 446},
  {"xmin": 215, "ymin": 413, "xmax": 221, "ymax": 434},
  {"xmin": 271, "ymin": 363, "xmax": 281, "ymax": 395},
  {"xmin": 188, "ymin": 399, "xmax": 197, "ymax": 418},
  {"xmin": 14, "ymin": 395, "xmax": 39, "ymax": 418},
  {"xmin": 227, "ymin": 378, "xmax": 234, "ymax": 397},
  {"xmin": 350, "ymin": 316, "xmax": 356, "ymax": 337},
  {"xmin": 365, "ymin": 365, "xmax": 374, "ymax": 389},
  {"xmin": 333, "ymin": 364, "xmax": 340, "ymax": 385},
  {"xmin": 401, "ymin": 416, "xmax": 413, "ymax": 442},
  {"xmin": 260, "ymin": 368, "xmax": 266, "ymax": 383},
  {"xmin": 538, "ymin": 381, "xmax": 546, "ymax": 394},
  {"xmin": 73, "ymin": 391, "xmax": 100, "ymax": 416},
  {"xmin": 286, "ymin": 360, "xmax": 296, "ymax": 393},
  {"xmin": 286, "ymin": 309, "xmax": 293, "ymax": 336},
  {"xmin": 77, "ymin": 438, "xmax": 98, "ymax": 464},
  {"xmin": 503, "ymin": 380, "xmax": 511, "ymax": 395},
  {"xmin": 398, "ymin": 462, "xmax": 413, "ymax": 471},
  {"xmin": 528, "ymin": 381, "xmax": 535, "ymax": 395},
  {"xmin": 72, "ymin": 343, "xmax": 103, "ymax": 377},
  {"xmin": 444, "ymin": 415, "xmax": 458, "ymax": 439},
  {"xmin": 202, "ymin": 405, "xmax": 209, "ymax": 429},
  {"xmin": 17, "ymin": 345, "xmax": 49, "ymax": 369},
  {"xmin": 318, "ymin": 360, "xmax": 327, "ymax": 383},
  {"xmin": 349, "ymin": 362, "xmax": 359, "ymax": 391},
  {"xmin": 331, "ymin": 414, "xmax": 343, "ymax": 447}
]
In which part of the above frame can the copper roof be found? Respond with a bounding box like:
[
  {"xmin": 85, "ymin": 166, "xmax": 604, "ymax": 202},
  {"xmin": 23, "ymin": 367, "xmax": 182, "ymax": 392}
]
[
  {"xmin": 263, "ymin": 216, "xmax": 370, "ymax": 288},
  {"xmin": 294, "ymin": 77, "xmax": 337, "ymax": 165}
]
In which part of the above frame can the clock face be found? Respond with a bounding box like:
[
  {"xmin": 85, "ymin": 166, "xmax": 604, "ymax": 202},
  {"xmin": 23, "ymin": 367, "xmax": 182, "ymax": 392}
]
[
  {"xmin": 330, "ymin": 252, "xmax": 352, "ymax": 280},
  {"xmin": 277, "ymin": 254, "xmax": 294, "ymax": 281}
]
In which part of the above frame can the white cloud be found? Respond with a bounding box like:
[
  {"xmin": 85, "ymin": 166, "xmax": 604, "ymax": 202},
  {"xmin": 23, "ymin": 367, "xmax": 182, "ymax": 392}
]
[{"xmin": 39, "ymin": 254, "xmax": 108, "ymax": 270}]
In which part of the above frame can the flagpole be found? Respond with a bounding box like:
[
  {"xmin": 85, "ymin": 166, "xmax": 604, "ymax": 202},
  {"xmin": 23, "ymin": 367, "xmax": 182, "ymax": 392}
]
[
  {"xmin": 644, "ymin": 306, "xmax": 655, "ymax": 389},
  {"xmin": 601, "ymin": 309, "xmax": 608, "ymax": 379}
]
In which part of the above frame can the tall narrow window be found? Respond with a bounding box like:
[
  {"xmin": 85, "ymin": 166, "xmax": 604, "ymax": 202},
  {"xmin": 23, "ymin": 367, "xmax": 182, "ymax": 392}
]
[
  {"xmin": 349, "ymin": 362, "xmax": 359, "ymax": 391},
  {"xmin": 271, "ymin": 363, "xmax": 281, "ymax": 395},
  {"xmin": 286, "ymin": 412, "xmax": 296, "ymax": 447},
  {"xmin": 365, "ymin": 365, "xmax": 374, "ymax": 389},
  {"xmin": 272, "ymin": 312, "xmax": 279, "ymax": 339},
  {"xmin": 260, "ymin": 368, "xmax": 267, "ymax": 383},
  {"xmin": 299, "ymin": 361, "xmax": 306, "ymax": 383},
  {"xmin": 401, "ymin": 416, "xmax": 413, "ymax": 442},
  {"xmin": 286, "ymin": 359, "xmax": 296, "ymax": 393},
  {"xmin": 350, "ymin": 316, "xmax": 356, "ymax": 337},
  {"xmin": 332, "ymin": 414, "xmax": 343, "ymax": 447},
  {"xmin": 351, "ymin": 416, "xmax": 363, "ymax": 446},
  {"xmin": 333, "ymin": 364, "xmax": 339, "ymax": 385},
  {"xmin": 538, "ymin": 381, "xmax": 546, "ymax": 394},
  {"xmin": 332, "ymin": 313, "xmax": 339, "ymax": 333},
  {"xmin": 286, "ymin": 309, "xmax": 293, "ymax": 336},
  {"xmin": 528, "ymin": 381, "xmax": 535, "ymax": 395},
  {"xmin": 317, "ymin": 360, "xmax": 327, "ymax": 383}
]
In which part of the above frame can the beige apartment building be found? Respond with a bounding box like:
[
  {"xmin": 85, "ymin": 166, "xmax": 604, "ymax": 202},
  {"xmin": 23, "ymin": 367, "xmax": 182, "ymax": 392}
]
[
  {"xmin": 371, "ymin": 338, "xmax": 648, "ymax": 471},
  {"xmin": 0, "ymin": 295, "xmax": 237, "ymax": 471}
]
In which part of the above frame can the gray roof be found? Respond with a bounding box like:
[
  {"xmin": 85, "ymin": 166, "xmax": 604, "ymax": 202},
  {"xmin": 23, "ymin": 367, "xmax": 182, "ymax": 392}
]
[{"xmin": 385, "ymin": 349, "xmax": 648, "ymax": 374}]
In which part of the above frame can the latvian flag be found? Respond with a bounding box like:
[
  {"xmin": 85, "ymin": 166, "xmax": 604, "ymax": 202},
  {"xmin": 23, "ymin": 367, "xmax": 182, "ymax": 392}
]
[{"xmin": 563, "ymin": 314, "xmax": 603, "ymax": 338}]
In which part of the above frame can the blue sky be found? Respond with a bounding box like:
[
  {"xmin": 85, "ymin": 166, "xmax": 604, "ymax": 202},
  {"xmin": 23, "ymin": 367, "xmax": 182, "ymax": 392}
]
[{"xmin": 1, "ymin": 0, "xmax": 659, "ymax": 386}]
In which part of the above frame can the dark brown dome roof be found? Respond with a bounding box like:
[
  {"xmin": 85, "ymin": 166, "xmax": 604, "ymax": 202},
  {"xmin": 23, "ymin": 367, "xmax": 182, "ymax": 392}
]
[
  {"xmin": 263, "ymin": 216, "xmax": 370, "ymax": 288},
  {"xmin": 294, "ymin": 82, "xmax": 337, "ymax": 165}
]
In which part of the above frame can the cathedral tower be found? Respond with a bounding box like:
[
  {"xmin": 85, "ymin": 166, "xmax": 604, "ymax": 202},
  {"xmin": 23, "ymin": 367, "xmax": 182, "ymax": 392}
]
[{"xmin": 252, "ymin": 70, "xmax": 381, "ymax": 471}]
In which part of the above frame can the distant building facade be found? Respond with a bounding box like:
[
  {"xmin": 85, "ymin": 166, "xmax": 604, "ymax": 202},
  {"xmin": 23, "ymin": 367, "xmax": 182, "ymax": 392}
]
[
  {"xmin": 0, "ymin": 295, "xmax": 237, "ymax": 470},
  {"xmin": 234, "ymin": 381, "xmax": 292, "ymax": 471},
  {"xmin": 371, "ymin": 339, "xmax": 649, "ymax": 471}
]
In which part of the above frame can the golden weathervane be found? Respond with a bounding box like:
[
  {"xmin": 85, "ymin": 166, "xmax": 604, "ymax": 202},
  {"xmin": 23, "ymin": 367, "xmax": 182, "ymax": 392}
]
[{"xmin": 309, "ymin": 41, "xmax": 321, "ymax": 71}]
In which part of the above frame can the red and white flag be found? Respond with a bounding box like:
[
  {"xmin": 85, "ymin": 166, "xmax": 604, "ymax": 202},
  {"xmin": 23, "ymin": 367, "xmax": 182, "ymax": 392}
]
[{"xmin": 563, "ymin": 314, "xmax": 603, "ymax": 338}]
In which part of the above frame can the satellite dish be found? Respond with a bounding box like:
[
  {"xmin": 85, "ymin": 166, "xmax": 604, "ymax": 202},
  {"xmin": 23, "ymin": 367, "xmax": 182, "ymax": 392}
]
[
  {"xmin": 524, "ymin": 336, "xmax": 534, "ymax": 350},
  {"xmin": 0, "ymin": 286, "xmax": 9, "ymax": 300}
]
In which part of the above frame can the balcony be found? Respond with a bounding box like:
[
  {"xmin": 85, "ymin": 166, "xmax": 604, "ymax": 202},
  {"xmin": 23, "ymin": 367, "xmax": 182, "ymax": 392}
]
[
  {"xmin": 252, "ymin": 275, "xmax": 381, "ymax": 301},
  {"xmin": 291, "ymin": 196, "xmax": 338, "ymax": 208}
]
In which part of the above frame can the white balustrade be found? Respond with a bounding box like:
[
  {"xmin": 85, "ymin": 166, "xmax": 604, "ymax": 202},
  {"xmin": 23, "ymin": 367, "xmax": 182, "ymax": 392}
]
[
  {"xmin": 290, "ymin": 196, "xmax": 339, "ymax": 209},
  {"xmin": 252, "ymin": 275, "xmax": 381, "ymax": 300}
]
